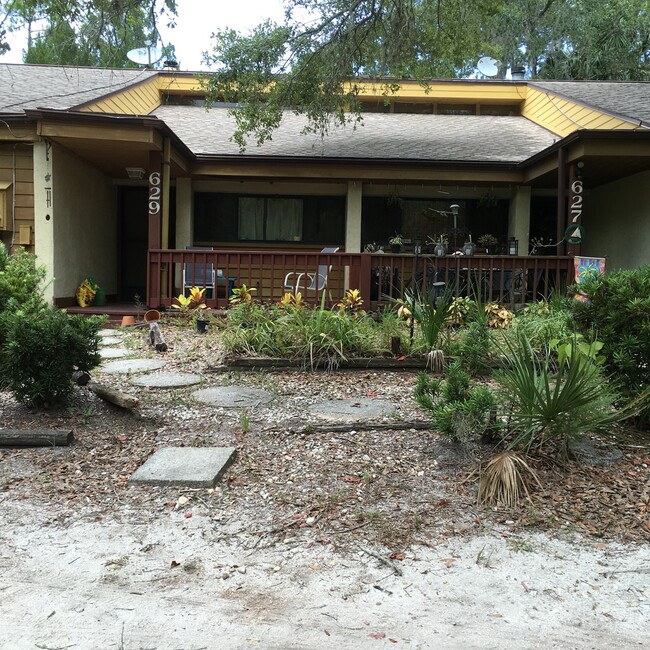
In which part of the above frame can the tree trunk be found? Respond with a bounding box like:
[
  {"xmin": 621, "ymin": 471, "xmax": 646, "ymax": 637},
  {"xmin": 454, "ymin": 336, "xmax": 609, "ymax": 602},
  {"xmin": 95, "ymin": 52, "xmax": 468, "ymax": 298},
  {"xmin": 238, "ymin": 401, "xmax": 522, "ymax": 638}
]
[{"xmin": 0, "ymin": 428, "xmax": 74, "ymax": 447}]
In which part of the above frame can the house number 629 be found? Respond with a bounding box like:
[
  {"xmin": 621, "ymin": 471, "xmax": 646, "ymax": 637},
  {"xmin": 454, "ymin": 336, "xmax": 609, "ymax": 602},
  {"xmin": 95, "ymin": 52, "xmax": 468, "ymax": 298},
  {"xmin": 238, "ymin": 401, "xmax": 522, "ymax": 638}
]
[{"xmin": 149, "ymin": 171, "xmax": 161, "ymax": 215}]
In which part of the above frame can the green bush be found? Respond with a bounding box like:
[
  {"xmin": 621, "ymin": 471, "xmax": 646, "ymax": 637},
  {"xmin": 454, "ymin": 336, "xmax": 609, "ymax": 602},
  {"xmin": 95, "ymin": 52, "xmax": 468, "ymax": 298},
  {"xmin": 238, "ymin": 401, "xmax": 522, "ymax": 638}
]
[
  {"xmin": 0, "ymin": 246, "xmax": 47, "ymax": 319},
  {"xmin": 569, "ymin": 266, "xmax": 650, "ymax": 426},
  {"xmin": 496, "ymin": 334, "xmax": 621, "ymax": 457},
  {"xmin": 414, "ymin": 362, "xmax": 498, "ymax": 441},
  {"xmin": 0, "ymin": 303, "xmax": 103, "ymax": 408}
]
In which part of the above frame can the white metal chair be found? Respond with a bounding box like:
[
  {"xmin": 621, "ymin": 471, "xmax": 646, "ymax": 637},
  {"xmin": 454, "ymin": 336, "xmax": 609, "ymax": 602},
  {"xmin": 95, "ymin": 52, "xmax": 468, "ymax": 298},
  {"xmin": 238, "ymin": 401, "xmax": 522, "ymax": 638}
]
[
  {"xmin": 182, "ymin": 246, "xmax": 216, "ymax": 296},
  {"xmin": 283, "ymin": 247, "xmax": 339, "ymax": 295}
]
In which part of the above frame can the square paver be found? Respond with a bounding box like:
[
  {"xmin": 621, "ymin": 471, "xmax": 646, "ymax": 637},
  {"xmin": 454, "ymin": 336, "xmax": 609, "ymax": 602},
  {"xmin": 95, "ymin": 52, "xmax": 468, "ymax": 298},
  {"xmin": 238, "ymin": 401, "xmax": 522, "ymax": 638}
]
[{"xmin": 129, "ymin": 447, "xmax": 236, "ymax": 488}]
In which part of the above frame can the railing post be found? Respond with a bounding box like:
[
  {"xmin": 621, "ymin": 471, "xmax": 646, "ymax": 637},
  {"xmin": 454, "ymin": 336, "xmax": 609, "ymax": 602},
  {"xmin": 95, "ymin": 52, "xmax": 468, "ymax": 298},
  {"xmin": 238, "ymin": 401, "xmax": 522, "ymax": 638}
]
[{"xmin": 359, "ymin": 252, "xmax": 372, "ymax": 306}]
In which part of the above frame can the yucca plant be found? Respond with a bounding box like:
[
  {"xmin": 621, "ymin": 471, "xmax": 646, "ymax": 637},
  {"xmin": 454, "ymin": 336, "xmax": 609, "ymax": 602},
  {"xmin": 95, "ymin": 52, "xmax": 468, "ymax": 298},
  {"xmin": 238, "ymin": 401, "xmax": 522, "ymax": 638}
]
[
  {"xmin": 477, "ymin": 451, "xmax": 542, "ymax": 509},
  {"xmin": 406, "ymin": 287, "xmax": 452, "ymax": 372}
]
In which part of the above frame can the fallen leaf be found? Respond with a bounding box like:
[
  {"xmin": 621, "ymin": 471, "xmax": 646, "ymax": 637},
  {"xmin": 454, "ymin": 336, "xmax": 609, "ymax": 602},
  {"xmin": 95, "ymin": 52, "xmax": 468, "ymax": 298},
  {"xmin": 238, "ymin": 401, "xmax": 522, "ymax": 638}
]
[
  {"xmin": 389, "ymin": 551, "xmax": 405, "ymax": 561},
  {"xmin": 170, "ymin": 560, "xmax": 181, "ymax": 568},
  {"xmin": 342, "ymin": 475, "xmax": 361, "ymax": 483},
  {"xmin": 369, "ymin": 632, "xmax": 386, "ymax": 640},
  {"xmin": 389, "ymin": 639, "xmax": 398, "ymax": 644},
  {"xmin": 184, "ymin": 512, "xmax": 192, "ymax": 519},
  {"xmin": 324, "ymin": 630, "xmax": 330, "ymax": 637}
]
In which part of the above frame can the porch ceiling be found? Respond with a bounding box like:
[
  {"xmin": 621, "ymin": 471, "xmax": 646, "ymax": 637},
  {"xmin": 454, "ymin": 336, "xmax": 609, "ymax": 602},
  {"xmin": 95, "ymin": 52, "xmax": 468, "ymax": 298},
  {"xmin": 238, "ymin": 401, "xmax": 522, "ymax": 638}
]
[
  {"xmin": 525, "ymin": 132, "xmax": 650, "ymax": 188},
  {"xmin": 44, "ymin": 135, "xmax": 187, "ymax": 180}
]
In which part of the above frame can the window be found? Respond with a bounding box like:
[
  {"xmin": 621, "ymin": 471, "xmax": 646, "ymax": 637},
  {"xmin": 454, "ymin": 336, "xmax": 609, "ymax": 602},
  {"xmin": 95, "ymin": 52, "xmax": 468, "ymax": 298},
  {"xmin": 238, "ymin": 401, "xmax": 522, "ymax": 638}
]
[
  {"xmin": 239, "ymin": 197, "xmax": 303, "ymax": 241},
  {"xmin": 194, "ymin": 193, "xmax": 345, "ymax": 245}
]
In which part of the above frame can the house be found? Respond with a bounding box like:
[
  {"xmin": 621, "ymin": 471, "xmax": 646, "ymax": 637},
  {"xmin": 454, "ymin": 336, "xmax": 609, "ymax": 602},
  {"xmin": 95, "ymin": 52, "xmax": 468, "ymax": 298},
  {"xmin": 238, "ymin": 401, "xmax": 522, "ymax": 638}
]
[{"xmin": 1, "ymin": 63, "xmax": 649, "ymax": 310}]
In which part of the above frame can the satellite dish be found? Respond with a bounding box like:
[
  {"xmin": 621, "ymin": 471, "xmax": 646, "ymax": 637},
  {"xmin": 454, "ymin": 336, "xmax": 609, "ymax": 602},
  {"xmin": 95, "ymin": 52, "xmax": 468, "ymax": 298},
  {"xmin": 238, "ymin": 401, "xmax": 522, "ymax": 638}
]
[
  {"xmin": 477, "ymin": 56, "xmax": 499, "ymax": 78},
  {"xmin": 127, "ymin": 45, "xmax": 164, "ymax": 66}
]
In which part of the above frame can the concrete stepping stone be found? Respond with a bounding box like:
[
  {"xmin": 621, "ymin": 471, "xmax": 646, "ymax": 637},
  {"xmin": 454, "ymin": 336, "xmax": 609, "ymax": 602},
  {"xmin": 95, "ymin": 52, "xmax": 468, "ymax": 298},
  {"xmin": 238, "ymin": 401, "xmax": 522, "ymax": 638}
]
[
  {"xmin": 192, "ymin": 386, "xmax": 274, "ymax": 408},
  {"xmin": 129, "ymin": 447, "xmax": 236, "ymax": 488},
  {"xmin": 100, "ymin": 347, "xmax": 132, "ymax": 359},
  {"xmin": 132, "ymin": 372, "xmax": 202, "ymax": 388},
  {"xmin": 309, "ymin": 397, "xmax": 394, "ymax": 421},
  {"xmin": 99, "ymin": 329, "xmax": 121, "ymax": 337},
  {"xmin": 101, "ymin": 358, "xmax": 166, "ymax": 374},
  {"xmin": 99, "ymin": 336, "xmax": 124, "ymax": 347}
]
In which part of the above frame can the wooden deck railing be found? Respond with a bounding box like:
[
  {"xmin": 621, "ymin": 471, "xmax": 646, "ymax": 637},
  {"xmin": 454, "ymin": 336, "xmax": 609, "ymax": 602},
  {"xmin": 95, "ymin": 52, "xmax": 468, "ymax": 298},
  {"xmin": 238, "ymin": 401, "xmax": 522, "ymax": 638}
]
[{"xmin": 147, "ymin": 249, "xmax": 575, "ymax": 310}]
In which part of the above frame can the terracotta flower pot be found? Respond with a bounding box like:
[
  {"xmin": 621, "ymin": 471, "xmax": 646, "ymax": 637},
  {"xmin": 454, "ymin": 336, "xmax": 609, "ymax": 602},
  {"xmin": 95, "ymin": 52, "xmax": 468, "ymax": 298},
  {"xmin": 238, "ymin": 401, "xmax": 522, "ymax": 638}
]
[{"xmin": 121, "ymin": 315, "xmax": 135, "ymax": 327}]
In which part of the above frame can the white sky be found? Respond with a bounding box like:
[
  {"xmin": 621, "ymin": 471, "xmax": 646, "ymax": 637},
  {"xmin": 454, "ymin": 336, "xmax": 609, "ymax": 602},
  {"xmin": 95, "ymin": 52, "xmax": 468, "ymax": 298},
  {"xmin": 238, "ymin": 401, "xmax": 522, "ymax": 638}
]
[{"xmin": 0, "ymin": 0, "xmax": 287, "ymax": 70}]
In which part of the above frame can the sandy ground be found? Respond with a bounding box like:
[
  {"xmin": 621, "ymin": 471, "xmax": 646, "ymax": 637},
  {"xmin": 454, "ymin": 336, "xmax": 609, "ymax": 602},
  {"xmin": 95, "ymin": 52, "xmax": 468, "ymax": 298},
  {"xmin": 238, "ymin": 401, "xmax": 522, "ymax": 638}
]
[
  {"xmin": 1, "ymin": 498, "xmax": 648, "ymax": 650},
  {"xmin": 1, "ymin": 325, "xmax": 649, "ymax": 648}
]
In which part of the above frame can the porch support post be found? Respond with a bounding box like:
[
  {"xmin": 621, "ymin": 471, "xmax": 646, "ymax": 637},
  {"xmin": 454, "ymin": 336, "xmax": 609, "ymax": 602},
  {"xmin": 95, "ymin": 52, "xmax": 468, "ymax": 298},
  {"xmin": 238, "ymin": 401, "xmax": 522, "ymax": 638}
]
[
  {"xmin": 147, "ymin": 150, "xmax": 162, "ymax": 308},
  {"xmin": 566, "ymin": 162, "xmax": 582, "ymax": 257},
  {"xmin": 161, "ymin": 137, "xmax": 171, "ymax": 249},
  {"xmin": 148, "ymin": 150, "xmax": 162, "ymax": 249},
  {"xmin": 557, "ymin": 148, "xmax": 567, "ymax": 254},
  {"xmin": 175, "ymin": 177, "xmax": 192, "ymax": 248},
  {"xmin": 33, "ymin": 140, "xmax": 55, "ymax": 304},
  {"xmin": 345, "ymin": 181, "xmax": 363, "ymax": 292},
  {"xmin": 508, "ymin": 185, "xmax": 531, "ymax": 255},
  {"xmin": 345, "ymin": 181, "xmax": 362, "ymax": 252}
]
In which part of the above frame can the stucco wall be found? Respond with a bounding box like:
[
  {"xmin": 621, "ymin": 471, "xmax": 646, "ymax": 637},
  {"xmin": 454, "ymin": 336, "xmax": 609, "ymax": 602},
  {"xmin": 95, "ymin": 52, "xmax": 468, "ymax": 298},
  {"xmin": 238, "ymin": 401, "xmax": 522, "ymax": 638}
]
[
  {"xmin": 583, "ymin": 170, "xmax": 650, "ymax": 270},
  {"xmin": 51, "ymin": 145, "xmax": 117, "ymax": 298}
]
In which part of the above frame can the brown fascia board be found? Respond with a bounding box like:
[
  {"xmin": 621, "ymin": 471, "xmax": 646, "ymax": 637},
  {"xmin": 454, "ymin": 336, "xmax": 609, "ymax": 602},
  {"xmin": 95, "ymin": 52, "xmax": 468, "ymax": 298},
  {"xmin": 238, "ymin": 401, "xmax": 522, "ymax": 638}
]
[
  {"xmin": 193, "ymin": 153, "xmax": 520, "ymax": 170},
  {"xmin": 518, "ymin": 128, "xmax": 650, "ymax": 170},
  {"xmin": 22, "ymin": 108, "xmax": 194, "ymax": 159},
  {"xmin": 527, "ymin": 81, "xmax": 650, "ymax": 130}
]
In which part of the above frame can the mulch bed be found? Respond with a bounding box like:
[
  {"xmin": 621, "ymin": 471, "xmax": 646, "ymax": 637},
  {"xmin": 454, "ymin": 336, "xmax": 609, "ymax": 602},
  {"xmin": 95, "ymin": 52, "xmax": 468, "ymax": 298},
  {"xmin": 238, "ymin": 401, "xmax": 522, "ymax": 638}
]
[{"xmin": 1, "ymin": 324, "xmax": 648, "ymax": 548}]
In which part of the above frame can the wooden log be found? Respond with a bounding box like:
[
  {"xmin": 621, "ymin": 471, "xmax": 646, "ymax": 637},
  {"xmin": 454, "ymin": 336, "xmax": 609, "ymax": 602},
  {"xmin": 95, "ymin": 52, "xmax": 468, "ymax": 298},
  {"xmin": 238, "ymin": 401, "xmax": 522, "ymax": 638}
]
[
  {"xmin": 0, "ymin": 428, "xmax": 73, "ymax": 447},
  {"xmin": 87, "ymin": 382, "xmax": 139, "ymax": 409},
  {"xmin": 264, "ymin": 421, "xmax": 431, "ymax": 434},
  {"xmin": 210, "ymin": 357, "xmax": 429, "ymax": 372},
  {"xmin": 149, "ymin": 322, "xmax": 168, "ymax": 352}
]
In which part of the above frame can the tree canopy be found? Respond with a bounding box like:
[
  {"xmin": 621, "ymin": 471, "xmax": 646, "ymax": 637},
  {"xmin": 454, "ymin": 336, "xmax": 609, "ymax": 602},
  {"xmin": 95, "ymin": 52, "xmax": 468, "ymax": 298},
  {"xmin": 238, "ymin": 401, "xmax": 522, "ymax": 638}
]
[
  {"xmin": 201, "ymin": 0, "xmax": 649, "ymax": 149},
  {"xmin": 0, "ymin": 0, "xmax": 177, "ymax": 66}
]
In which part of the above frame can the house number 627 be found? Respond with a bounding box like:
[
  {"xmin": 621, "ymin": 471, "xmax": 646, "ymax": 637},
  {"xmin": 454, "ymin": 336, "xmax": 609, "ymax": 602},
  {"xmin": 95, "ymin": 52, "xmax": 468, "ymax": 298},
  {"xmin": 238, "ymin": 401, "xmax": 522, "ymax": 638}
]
[{"xmin": 149, "ymin": 171, "xmax": 161, "ymax": 215}]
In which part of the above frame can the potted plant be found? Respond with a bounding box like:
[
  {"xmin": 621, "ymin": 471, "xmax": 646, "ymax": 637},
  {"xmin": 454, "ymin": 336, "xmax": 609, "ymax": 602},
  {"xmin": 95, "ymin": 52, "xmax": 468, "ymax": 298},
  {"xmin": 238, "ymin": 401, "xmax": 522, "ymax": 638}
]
[
  {"xmin": 389, "ymin": 234, "xmax": 404, "ymax": 253},
  {"xmin": 477, "ymin": 233, "xmax": 499, "ymax": 254},
  {"xmin": 427, "ymin": 233, "xmax": 448, "ymax": 257},
  {"xmin": 194, "ymin": 307, "xmax": 211, "ymax": 333}
]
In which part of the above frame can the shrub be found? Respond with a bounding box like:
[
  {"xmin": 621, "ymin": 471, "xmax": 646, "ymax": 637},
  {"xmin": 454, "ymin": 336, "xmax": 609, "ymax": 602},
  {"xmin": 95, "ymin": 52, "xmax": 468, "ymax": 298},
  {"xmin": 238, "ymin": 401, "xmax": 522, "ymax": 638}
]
[
  {"xmin": 569, "ymin": 266, "xmax": 650, "ymax": 426},
  {"xmin": 513, "ymin": 299, "xmax": 574, "ymax": 350},
  {"xmin": 414, "ymin": 362, "xmax": 498, "ymax": 441},
  {"xmin": 0, "ymin": 246, "xmax": 46, "ymax": 318},
  {"xmin": 496, "ymin": 333, "xmax": 621, "ymax": 457},
  {"xmin": 0, "ymin": 304, "xmax": 103, "ymax": 407}
]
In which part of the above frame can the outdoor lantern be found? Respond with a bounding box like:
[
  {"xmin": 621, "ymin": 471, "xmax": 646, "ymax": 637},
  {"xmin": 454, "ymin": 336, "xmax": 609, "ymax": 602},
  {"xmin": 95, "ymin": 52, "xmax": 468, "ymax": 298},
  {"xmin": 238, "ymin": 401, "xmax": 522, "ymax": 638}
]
[{"xmin": 508, "ymin": 237, "xmax": 519, "ymax": 255}]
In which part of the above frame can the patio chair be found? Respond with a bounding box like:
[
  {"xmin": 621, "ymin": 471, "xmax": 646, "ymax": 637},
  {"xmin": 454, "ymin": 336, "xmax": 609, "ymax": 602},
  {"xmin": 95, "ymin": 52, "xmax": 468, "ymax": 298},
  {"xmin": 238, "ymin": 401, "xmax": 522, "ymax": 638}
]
[
  {"xmin": 283, "ymin": 247, "xmax": 339, "ymax": 295},
  {"xmin": 182, "ymin": 246, "xmax": 216, "ymax": 296}
]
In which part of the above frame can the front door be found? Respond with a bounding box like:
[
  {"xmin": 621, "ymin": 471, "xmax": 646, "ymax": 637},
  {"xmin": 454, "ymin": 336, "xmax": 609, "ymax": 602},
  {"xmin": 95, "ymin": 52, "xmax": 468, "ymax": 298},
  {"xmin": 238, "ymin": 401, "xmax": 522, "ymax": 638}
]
[{"xmin": 119, "ymin": 187, "xmax": 148, "ymax": 303}]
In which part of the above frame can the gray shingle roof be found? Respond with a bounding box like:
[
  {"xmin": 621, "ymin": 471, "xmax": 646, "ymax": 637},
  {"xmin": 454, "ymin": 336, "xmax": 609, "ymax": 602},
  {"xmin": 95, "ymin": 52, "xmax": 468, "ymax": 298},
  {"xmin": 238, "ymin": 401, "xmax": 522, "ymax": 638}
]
[
  {"xmin": 153, "ymin": 105, "xmax": 558, "ymax": 163},
  {"xmin": 532, "ymin": 81, "xmax": 650, "ymax": 127},
  {"xmin": 0, "ymin": 63, "xmax": 157, "ymax": 112}
]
